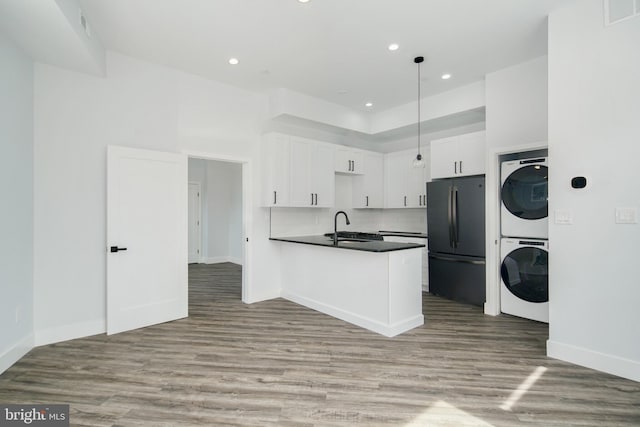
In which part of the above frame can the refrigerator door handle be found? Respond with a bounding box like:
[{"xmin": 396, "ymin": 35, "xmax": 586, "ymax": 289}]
[
  {"xmin": 447, "ymin": 185, "xmax": 453, "ymax": 248},
  {"xmin": 429, "ymin": 254, "xmax": 486, "ymax": 265},
  {"xmin": 452, "ymin": 186, "xmax": 459, "ymax": 248}
]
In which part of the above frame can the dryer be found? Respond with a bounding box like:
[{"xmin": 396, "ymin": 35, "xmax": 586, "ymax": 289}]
[
  {"xmin": 501, "ymin": 157, "xmax": 548, "ymax": 239},
  {"xmin": 500, "ymin": 238, "xmax": 548, "ymax": 323}
]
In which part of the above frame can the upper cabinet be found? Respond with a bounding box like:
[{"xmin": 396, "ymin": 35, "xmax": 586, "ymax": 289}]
[
  {"xmin": 262, "ymin": 133, "xmax": 334, "ymax": 208},
  {"xmin": 335, "ymin": 148, "xmax": 364, "ymax": 175},
  {"xmin": 384, "ymin": 149, "xmax": 430, "ymax": 209},
  {"xmin": 352, "ymin": 153, "xmax": 384, "ymax": 208},
  {"xmin": 288, "ymin": 137, "xmax": 335, "ymax": 208},
  {"xmin": 430, "ymin": 130, "xmax": 486, "ymax": 179},
  {"xmin": 262, "ymin": 133, "xmax": 290, "ymax": 207}
]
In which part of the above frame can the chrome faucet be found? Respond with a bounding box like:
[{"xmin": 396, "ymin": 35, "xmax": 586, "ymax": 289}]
[{"xmin": 333, "ymin": 211, "xmax": 351, "ymax": 245}]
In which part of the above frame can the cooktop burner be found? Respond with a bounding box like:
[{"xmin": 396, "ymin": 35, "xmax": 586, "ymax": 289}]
[{"xmin": 323, "ymin": 231, "xmax": 384, "ymax": 241}]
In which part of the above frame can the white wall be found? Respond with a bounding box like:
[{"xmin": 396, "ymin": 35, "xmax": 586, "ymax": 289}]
[
  {"xmin": 547, "ymin": 0, "xmax": 640, "ymax": 382},
  {"xmin": 33, "ymin": 51, "xmax": 279, "ymax": 346},
  {"xmin": 0, "ymin": 34, "xmax": 34, "ymax": 373}
]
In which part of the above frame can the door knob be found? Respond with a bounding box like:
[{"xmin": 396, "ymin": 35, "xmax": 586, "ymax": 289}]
[{"xmin": 110, "ymin": 246, "xmax": 128, "ymax": 253}]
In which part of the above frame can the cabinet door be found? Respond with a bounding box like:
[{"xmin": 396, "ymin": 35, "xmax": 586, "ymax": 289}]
[
  {"xmin": 350, "ymin": 151, "xmax": 364, "ymax": 175},
  {"xmin": 289, "ymin": 138, "xmax": 313, "ymax": 207},
  {"xmin": 353, "ymin": 153, "xmax": 383, "ymax": 208},
  {"xmin": 335, "ymin": 149, "xmax": 364, "ymax": 174},
  {"xmin": 262, "ymin": 133, "xmax": 290, "ymax": 207},
  {"xmin": 384, "ymin": 153, "xmax": 409, "ymax": 208},
  {"xmin": 334, "ymin": 149, "xmax": 352, "ymax": 174},
  {"xmin": 430, "ymin": 136, "xmax": 458, "ymax": 179},
  {"xmin": 407, "ymin": 158, "xmax": 428, "ymax": 208},
  {"xmin": 365, "ymin": 154, "xmax": 384, "ymax": 208},
  {"xmin": 457, "ymin": 131, "xmax": 486, "ymax": 177},
  {"xmin": 312, "ymin": 144, "xmax": 335, "ymax": 208}
]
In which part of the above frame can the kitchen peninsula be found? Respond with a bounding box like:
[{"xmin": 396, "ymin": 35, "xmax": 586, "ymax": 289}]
[{"xmin": 270, "ymin": 234, "xmax": 425, "ymax": 337}]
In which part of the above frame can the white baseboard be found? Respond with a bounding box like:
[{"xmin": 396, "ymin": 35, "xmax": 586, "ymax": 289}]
[
  {"xmin": 35, "ymin": 319, "xmax": 106, "ymax": 347},
  {"xmin": 547, "ymin": 339, "xmax": 640, "ymax": 382},
  {"xmin": 282, "ymin": 291, "xmax": 424, "ymax": 337},
  {"xmin": 0, "ymin": 333, "xmax": 34, "ymax": 375},
  {"xmin": 203, "ymin": 256, "xmax": 242, "ymax": 265}
]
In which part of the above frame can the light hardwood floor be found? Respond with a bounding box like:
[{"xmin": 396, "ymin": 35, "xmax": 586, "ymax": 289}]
[{"xmin": 1, "ymin": 263, "xmax": 639, "ymax": 426}]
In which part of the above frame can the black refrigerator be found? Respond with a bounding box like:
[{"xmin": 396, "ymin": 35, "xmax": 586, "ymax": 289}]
[{"xmin": 427, "ymin": 176, "xmax": 486, "ymax": 306}]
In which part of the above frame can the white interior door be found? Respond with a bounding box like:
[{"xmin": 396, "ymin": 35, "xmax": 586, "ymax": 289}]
[
  {"xmin": 187, "ymin": 182, "xmax": 201, "ymax": 263},
  {"xmin": 107, "ymin": 145, "xmax": 188, "ymax": 335}
]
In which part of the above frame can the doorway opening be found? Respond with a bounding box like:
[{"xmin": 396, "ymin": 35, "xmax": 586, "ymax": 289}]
[{"xmin": 187, "ymin": 156, "xmax": 248, "ymax": 303}]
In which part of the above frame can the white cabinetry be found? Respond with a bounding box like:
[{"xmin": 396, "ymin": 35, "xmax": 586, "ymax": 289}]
[
  {"xmin": 383, "ymin": 236, "xmax": 429, "ymax": 291},
  {"xmin": 262, "ymin": 133, "xmax": 290, "ymax": 207},
  {"xmin": 288, "ymin": 137, "xmax": 334, "ymax": 208},
  {"xmin": 352, "ymin": 153, "xmax": 384, "ymax": 208},
  {"xmin": 335, "ymin": 148, "xmax": 364, "ymax": 174},
  {"xmin": 384, "ymin": 149, "xmax": 429, "ymax": 209},
  {"xmin": 262, "ymin": 133, "xmax": 334, "ymax": 208},
  {"xmin": 430, "ymin": 130, "xmax": 486, "ymax": 179}
]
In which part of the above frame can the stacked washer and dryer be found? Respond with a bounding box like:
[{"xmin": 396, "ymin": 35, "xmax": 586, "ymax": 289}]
[{"xmin": 500, "ymin": 157, "xmax": 549, "ymax": 323}]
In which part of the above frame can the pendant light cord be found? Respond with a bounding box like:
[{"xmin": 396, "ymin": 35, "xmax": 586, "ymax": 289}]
[{"xmin": 417, "ymin": 60, "xmax": 421, "ymax": 157}]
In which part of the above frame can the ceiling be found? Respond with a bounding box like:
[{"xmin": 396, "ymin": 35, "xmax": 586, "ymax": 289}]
[{"xmin": 77, "ymin": 0, "xmax": 563, "ymax": 113}]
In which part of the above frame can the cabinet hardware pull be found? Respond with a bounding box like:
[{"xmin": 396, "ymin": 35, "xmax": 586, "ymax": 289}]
[
  {"xmin": 273, "ymin": 191, "xmax": 277, "ymax": 205},
  {"xmin": 311, "ymin": 193, "xmax": 314, "ymax": 205},
  {"xmin": 352, "ymin": 160, "xmax": 355, "ymax": 171},
  {"xmin": 314, "ymin": 193, "xmax": 318, "ymax": 205},
  {"xmin": 366, "ymin": 195, "xmax": 369, "ymax": 207},
  {"xmin": 459, "ymin": 160, "xmax": 463, "ymax": 174},
  {"xmin": 454, "ymin": 161, "xmax": 457, "ymax": 174},
  {"xmin": 404, "ymin": 195, "xmax": 407, "ymax": 207}
]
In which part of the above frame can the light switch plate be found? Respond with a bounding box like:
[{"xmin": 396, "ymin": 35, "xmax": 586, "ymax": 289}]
[
  {"xmin": 615, "ymin": 207, "xmax": 638, "ymax": 224},
  {"xmin": 554, "ymin": 209, "xmax": 573, "ymax": 225}
]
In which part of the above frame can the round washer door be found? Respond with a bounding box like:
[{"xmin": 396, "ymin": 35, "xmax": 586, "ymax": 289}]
[
  {"xmin": 501, "ymin": 247, "xmax": 548, "ymax": 303},
  {"xmin": 501, "ymin": 165, "xmax": 548, "ymax": 220}
]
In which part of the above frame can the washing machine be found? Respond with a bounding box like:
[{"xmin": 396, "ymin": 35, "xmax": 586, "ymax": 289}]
[
  {"xmin": 500, "ymin": 238, "xmax": 548, "ymax": 323},
  {"xmin": 501, "ymin": 157, "xmax": 548, "ymax": 239}
]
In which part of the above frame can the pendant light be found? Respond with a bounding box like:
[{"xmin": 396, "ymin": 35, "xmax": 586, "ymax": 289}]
[{"xmin": 413, "ymin": 56, "xmax": 425, "ymax": 168}]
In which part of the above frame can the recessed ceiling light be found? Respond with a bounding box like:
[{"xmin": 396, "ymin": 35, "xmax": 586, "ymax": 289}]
[
  {"xmin": 388, "ymin": 43, "xmax": 399, "ymax": 51},
  {"xmin": 228, "ymin": 58, "xmax": 239, "ymax": 65},
  {"xmin": 441, "ymin": 73, "xmax": 452, "ymax": 80},
  {"xmin": 298, "ymin": 0, "xmax": 310, "ymax": 3},
  {"xmin": 365, "ymin": 102, "xmax": 373, "ymax": 108}
]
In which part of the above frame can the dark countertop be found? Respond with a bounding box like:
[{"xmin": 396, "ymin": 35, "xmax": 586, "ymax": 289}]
[
  {"xmin": 269, "ymin": 235, "xmax": 425, "ymax": 253},
  {"xmin": 379, "ymin": 231, "xmax": 428, "ymax": 239}
]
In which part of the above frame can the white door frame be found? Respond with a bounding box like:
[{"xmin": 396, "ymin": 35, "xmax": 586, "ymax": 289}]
[
  {"xmin": 183, "ymin": 150, "xmax": 252, "ymax": 304},
  {"xmin": 485, "ymin": 141, "xmax": 548, "ymax": 316},
  {"xmin": 188, "ymin": 181, "xmax": 202, "ymax": 263}
]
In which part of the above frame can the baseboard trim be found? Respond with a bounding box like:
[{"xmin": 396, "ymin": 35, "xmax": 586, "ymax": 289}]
[
  {"xmin": 547, "ymin": 339, "xmax": 640, "ymax": 382},
  {"xmin": 35, "ymin": 319, "xmax": 106, "ymax": 347},
  {"xmin": 0, "ymin": 333, "xmax": 34, "ymax": 375},
  {"xmin": 282, "ymin": 291, "xmax": 424, "ymax": 337},
  {"xmin": 203, "ymin": 256, "xmax": 242, "ymax": 265}
]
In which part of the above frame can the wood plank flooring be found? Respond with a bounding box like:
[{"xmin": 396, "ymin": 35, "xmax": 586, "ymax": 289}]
[{"xmin": 1, "ymin": 263, "xmax": 639, "ymax": 426}]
